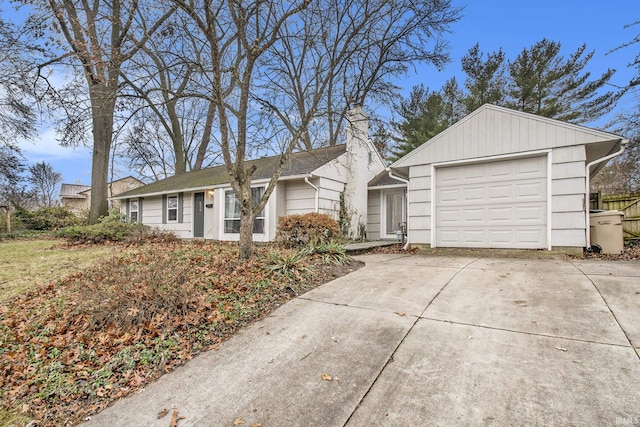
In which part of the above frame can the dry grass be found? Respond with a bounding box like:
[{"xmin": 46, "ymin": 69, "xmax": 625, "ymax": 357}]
[{"xmin": 0, "ymin": 240, "xmax": 120, "ymax": 302}]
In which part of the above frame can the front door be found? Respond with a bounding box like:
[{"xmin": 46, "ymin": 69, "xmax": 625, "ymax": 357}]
[
  {"xmin": 384, "ymin": 190, "xmax": 406, "ymax": 238},
  {"xmin": 194, "ymin": 192, "xmax": 205, "ymax": 238}
]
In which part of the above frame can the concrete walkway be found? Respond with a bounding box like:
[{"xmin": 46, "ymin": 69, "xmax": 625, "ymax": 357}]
[{"xmin": 85, "ymin": 254, "xmax": 640, "ymax": 427}]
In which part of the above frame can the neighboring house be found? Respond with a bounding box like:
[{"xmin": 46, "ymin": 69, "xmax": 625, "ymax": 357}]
[
  {"xmin": 388, "ymin": 104, "xmax": 627, "ymax": 254},
  {"xmin": 60, "ymin": 184, "xmax": 91, "ymax": 214},
  {"xmin": 111, "ymin": 107, "xmax": 387, "ymax": 241},
  {"xmin": 61, "ymin": 177, "xmax": 145, "ymax": 215}
]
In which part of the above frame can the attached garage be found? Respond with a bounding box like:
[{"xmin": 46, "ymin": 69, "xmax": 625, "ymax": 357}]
[{"xmin": 391, "ymin": 104, "xmax": 627, "ymax": 253}]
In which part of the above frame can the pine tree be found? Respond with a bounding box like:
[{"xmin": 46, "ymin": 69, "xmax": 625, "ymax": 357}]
[
  {"xmin": 461, "ymin": 44, "xmax": 507, "ymax": 112},
  {"xmin": 507, "ymin": 38, "xmax": 621, "ymax": 123},
  {"xmin": 390, "ymin": 85, "xmax": 453, "ymax": 161}
]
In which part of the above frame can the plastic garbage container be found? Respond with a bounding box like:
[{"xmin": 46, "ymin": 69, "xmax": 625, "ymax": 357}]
[{"xmin": 590, "ymin": 210, "xmax": 624, "ymax": 254}]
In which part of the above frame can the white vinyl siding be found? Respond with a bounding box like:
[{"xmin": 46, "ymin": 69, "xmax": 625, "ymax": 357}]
[
  {"xmin": 367, "ymin": 190, "xmax": 381, "ymax": 240},
  {"xmin": 285, "ymin": 181, "xmax": 316, "ymax": 215}
]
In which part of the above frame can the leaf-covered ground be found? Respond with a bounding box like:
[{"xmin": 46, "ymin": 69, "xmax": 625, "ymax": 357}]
[{"xmin": 0, "ymin": 241, "xmax": 362, "ymax": 426}]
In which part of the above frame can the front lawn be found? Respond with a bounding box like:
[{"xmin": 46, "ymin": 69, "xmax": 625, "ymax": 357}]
[
  {"xmin": 0, "ymin": 240, "xmax": 361, "ymax": 426},
  {"xmin": 0, "ymin": 240, "xmax": 119, "ymax": 303}
]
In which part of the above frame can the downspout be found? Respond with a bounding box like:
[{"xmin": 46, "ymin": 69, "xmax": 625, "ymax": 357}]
[
  {"xmin": 386, "ymin": 168, "xmax": 410, "ymax": 250},
  {"xmin": 584, "ymin": 139, "xmax": 628, "ymax": 249},
  {"xmin": 305, "ymin": 174, "xmax": 319, "ymax": 213}
]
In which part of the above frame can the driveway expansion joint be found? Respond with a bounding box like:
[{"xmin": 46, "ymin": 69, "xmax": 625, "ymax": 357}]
[
  {"xmin": 574, "ymin": 264, "xmax": 640, "ymax": 361},
  {"xmin": 419, "ymin": 317, "xmax": 636, "ymax": 349}
]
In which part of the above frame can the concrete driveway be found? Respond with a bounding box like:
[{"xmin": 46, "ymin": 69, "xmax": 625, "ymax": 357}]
[{"xmin": 86, "ymin": 254, "xmax": 640, "ymax": 427}]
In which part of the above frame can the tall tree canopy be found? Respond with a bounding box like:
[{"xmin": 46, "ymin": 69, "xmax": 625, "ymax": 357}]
[
  {"xmin": 23, "ymin": 0, "xmax": 176, "ymax": 223},
  {"xmin": 392, "ymin": 38, "xmax": 623, "ymax": 160},
  {"xmin": 507, "ymin": 39, "xmax": 620, "ymax": 123}
]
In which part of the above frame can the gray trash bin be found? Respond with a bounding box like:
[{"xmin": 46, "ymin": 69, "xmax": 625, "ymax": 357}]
[{"xmin": 590, "ymin": 210, "xmax": 624, "ymax": 254}]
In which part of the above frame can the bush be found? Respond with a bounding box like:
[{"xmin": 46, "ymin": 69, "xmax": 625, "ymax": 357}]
[
  {"xmin": 275, "ymin": 213, "xmax": 342, "ymax": 247},
  {"xmin": 55, "ymin": 221, "xmax": 147, "ymax": 243},
  {"xmin": 13, "ymin": 206, "xmax": 84, "ymax": 231}
]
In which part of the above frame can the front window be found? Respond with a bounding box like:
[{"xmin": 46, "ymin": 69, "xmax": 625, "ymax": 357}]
[
  {"xmin": 224, "ymin": 187, "xmax": 265, "ymax": 233},
  {"xmin": 129, "ymin": 199, "xmax": 139, "ymax": 222},
  {"xmin": 167, "ymin": 195, "xmax": 178, "ymax": 222}
]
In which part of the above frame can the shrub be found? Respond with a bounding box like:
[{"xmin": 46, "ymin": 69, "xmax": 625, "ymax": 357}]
[
  {"xmin": 275, "ymin": 213, "xmax": 341, "ymax": 247},
  {"xmin": 311, "ymin": 240, "xmax": 350, "ymax": 265},
  {"xmin": 265, "ymin": 248, "xmax": 313, "ymax": 280},
  {"xmin": 13, "ymin": 206, "xmax": 84, "ymax": 231},
  {"xmin": 55, "ymin": 221, "xmax": 146, "ymax": 243}
]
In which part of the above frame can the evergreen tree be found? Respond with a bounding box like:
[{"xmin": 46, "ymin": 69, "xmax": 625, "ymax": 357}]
[
  {"xmin": 390, "ymin": 85, "xmax": 453, "ymax": 161},
  {"xmin": 507, "ymin": 38, "xmax": 621, "ymax": 123},
  {"xmin": 461, "ymin": 44, "xmax": 507, "ymax": 112}
]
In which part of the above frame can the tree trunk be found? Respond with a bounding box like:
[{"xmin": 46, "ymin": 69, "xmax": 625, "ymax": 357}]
[
  {"xmin": 238, "ymin": 206, "xmax": 255, "ymax": 260},
  {"xmin": 88, "ymin": 86, "xmax": 116, "ymax": 224}
]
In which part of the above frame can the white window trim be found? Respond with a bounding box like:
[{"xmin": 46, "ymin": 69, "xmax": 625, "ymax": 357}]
[
  {"xmin": 381, "ymin": 189, "xmax": 406, "ymax": 238},
  {"xmin": 221, "ymin": 187, "xmax": 267, "ymax": 239},
  {"xmin": 129, "ymin": 199, "xmax": 139, "ymax": 222},
  {"xmin": 167, "ymin": 194, "xmax": 179, "ymax": 223}
]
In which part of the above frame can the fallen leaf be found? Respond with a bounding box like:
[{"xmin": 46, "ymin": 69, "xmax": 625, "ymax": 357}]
[
  {"xmin": 321, "ymin": 373, "xmax": 332, "ymax": 381},
  {"xmin": 233, "ymin": 418, "xmax": 245, "ymax": 425},
  {"xmin": 157, "ymin": 408, "xmax": 169, "ymax": 419},
  {"xmin": 170, "ymin": 410, "xmax": 185, "ymax": 427},
  {"xmin": 395, "ymin": 311, "xmax": 406, "ymax": 316}
]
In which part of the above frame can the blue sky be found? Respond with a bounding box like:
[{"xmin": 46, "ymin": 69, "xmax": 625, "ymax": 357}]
[{"xmin": 18, "ymin": 0, "xmax": 640, "ymax": 187}]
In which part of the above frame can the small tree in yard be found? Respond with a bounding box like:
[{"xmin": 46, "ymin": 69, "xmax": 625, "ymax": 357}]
[{"xmin": 27, "ymin": 161, "xmax": 62, "ymax": 207}]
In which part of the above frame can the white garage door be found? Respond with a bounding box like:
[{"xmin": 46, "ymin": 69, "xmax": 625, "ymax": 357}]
[{"xmin": 435, "ymin": 156, "xmax": 548, "ymax": 249}]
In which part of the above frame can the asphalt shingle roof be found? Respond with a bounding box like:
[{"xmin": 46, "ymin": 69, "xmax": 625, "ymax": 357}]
[
  {"xmin": 114, "ymin": 145, "xmax": 347, "ymax": 199},
  {"xmin": 368, "ymin": 170, "xmax": 407, "ymax": 187}
]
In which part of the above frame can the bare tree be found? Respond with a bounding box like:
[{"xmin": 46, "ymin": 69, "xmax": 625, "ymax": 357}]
[
  {"xmin": 263, "ymin": 0, "xmax": 461, "ymax": 150},
  {"xmin": 25, "ymin": 0, "xmax": 176, "ymax": 223},
  {"xmin": 174, "ymin": 0, "xmax": 460, "ymax": 259},
  {"xmin": 27, "ymin": 161, "xmax": 62, "ymax": 207},
  {"xmin": 119, "ymin": 10, "xmax": 220, "ymax": 176}
]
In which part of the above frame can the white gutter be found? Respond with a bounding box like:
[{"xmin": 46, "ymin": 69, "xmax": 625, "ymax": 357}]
[
  {"xmin": 387, "ymin": 169, "xmax": 409, "ymax": 184},
  {"xmin": 305, "ymin": 174, "xmax": 319, "ymax": 212},
  {"xmin": 584, "ymin": 139, "xmax": 628, "ymax": 248},
  {"xmin": 386, "ymin": 168, "xmax": 410, "ymax": 250}
]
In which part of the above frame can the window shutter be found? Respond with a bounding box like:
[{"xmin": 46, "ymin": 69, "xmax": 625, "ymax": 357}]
[
  {"xmin": 162, "ymin": 195, "xmax": 167, "ymax": 224},
  {"xmin": 138, "ymin": 197, "xmax": 143, "ymax": 223},
  {"xmin": 125, "ymin": 199, "xmax": 130, "ymax": 219},
  {"xmin": 178, "ymin": 192, "xmax": 184, "ymax": 223}
]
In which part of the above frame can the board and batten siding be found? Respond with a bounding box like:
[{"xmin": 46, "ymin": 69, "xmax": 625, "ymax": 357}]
[
  {"xmin": 397, "ymin": 106, "xmax": 619, "ymax": 168},
  {"xmin": 367, "ymin": 190, "xmax": 381, "ymax": 240}
]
